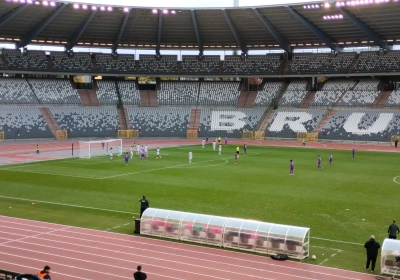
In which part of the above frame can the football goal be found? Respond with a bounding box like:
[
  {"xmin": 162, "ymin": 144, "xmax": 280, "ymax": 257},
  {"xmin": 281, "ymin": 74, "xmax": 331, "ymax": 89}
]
[{"xmin": 78, "ymin": 139, "xmax": 122, "ymax": 159}]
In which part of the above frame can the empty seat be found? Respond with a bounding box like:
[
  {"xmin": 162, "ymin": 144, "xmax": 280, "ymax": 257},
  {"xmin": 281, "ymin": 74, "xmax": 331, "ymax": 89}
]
[
  {"xmin": 279, "ymin": 80, "xmax": 308, "ymax": 107},
  {"xmin": 385, "ymin": 90, "xmax": 400, "ymax": 107},
  {"xmin": 118, "ymin": 81, "xmax": 141, "ymax": 106},
  {"xmin": 158, "ymin": 82, "xmax": 199, "ymax": 105},
  {"xmin": 0, "ymin": 78, "xmax": 38, "ymax": 104},
  {"xmin": 254, "ymin": 82, "xmax": 285, "ymax": 106},
  {"xmin": 96, "ymin": 80, "xmax": 119, "ymax": 105},
  {"xmin": 223, "ymin": 55, "xmax": 282, "ymax": 75},
  {"xmin": 289, "ymin": 53, "xmax": 355, "ymax": 74},
  {"xmin": 198, "ymin": 82, "xmax": 240, "ymax": 106},
  {"xmin": 28, "ymin": 79, "xmax": 81, "ymax": 104},
  {"xmin": 3, "ymin": 50, "xmax": 49, "ymax": 71},
  {"xmin": 181, "ymin": 56, "xmax": 220, "ymax": 74},
  {"xmin": 139, "ymin": 55, "xmax": 178, "ymax": 74},
  {"xmin": 51, "ymin": 52, "xmax": 93, "ymax": 72},
  {"xmin": 96, "ymin": 54, "xmax": 136, "ymax": 73},
  {"xmin": 354, "ymin": 51, "xmax": 400, "ymax": 73}
]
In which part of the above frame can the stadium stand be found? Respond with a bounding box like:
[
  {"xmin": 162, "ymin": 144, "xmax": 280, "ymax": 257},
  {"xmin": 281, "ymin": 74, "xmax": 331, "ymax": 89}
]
[
  {"xmin": 96, "ymin": 80, "xmax": 119, "ymax": 105},
  {"xmin": 353, "ymin": 51, "xmax": 400, "ymax": 73},
  {"xmin": 0, "ymin": 78, "xmax": 38, "ymax": 104},
  {"xmin": 319, "ymin": 110, "xmax": 400, "ymax": 142},
  {"xmin": 198, "ymin": 108, "xmax": 265, "ymax": 138},
  {"xmin": 28, "ymin": 79, "xmax": 81, "ymax": 104},
  {"xmin": 289, "ymin": 53, "xmax": 355, "ymax": 74},
  {"xmin": 279, "ymin": 80, "xmax": 308, "ymax": 107},
  {"xmin": 198, "ymin": 82, "xmax": 240, "ymax": 106},
  {"xmin": 254, "ymin": 82, "xmax": 285, "ymax": 106},
  {"xmin": 95, "ymin": 54, "xmax": 136, "ymax": 73},
  {"xmin": 127, "ymin": 107, "xmax": 191, "ymax": 137},
  {"xmin": 139, "ymin": 55, "xmax": 178, "ymax": 74},
  {"xmin": 158, "ymin": 81, "xmax": 199, "ymax": 105},
  {"xmin": 338, "ymin": 79, "xmax": 380, "ymax": 107},
  {"xmin": 51, "ymin": 52, "xmax": 93, "ymax": 72},
  {"xmin": 117, "ymin": 81, "xmax": 141, "ymax": 106},
  {"xmin": 310, "ymin": 79, "xmax": 356, "ymax": 106},
  {"xmin": 385, "ymin": 90, "xmax": 400, "ymax": 107},
  {"xmin": 181, "ymin": 56, "xmax": 220, "ymax": 75},
  {"xmin": 223, "ymin": 55, "xmax": 282, "ymax": 75},
  {"xmin": 50, "ymin": 106, "xmax": 119, "ymax": 138},
  {"xmin": 0, "ymin": 106, "xmax": 53, "ymax": 139},
  {"xmin": 3, "ymin": 50, "xmax": 49, "ymax": 71},
  {"xmin": 265, "ymin": 109, "xmax": 327, "ymax": 138}
]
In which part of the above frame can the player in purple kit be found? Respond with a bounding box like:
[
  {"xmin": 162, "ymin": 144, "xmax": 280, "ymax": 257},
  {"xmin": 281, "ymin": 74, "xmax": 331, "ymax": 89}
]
[
  {"xmin": 224, "ymin": 137, "xmax": 228, "ymax": 146},
  {"xmin": 289, "ymin": 160, "xmax": 294, "ymax": 175},
  {"xmin": 243, "ymin": 144, "xmax": 247, "ymax": 155},
  {"xmin": 206, "ymin": 137, "xmax": 209, "ymax": 144},
  {"xmin": 329, "ymin": 153, "xmax": 333, "ymax": 165},
  {"xmin": 317, "ymin": 155, "xmax": 322, "ymax": 169},
  {"xmin": 124, "ymin": 152, "xmax": 129, "ymax": 165},
  {"xmin": 234, "ymin": 152, "xmax": 238, "ymax": 164},
  {"xmin": 140, "ymin": 146, "xmax": 146, "ymax": 161},
  {"xmin": 352, "ymin": 147, "xmax": 355, "ymax": 158}
]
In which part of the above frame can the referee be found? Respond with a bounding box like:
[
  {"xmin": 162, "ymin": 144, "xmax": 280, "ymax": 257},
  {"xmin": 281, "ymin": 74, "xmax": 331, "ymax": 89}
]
[{"xmin": 139, "ymin": 196, "xmax": 149, "ymax": 218}]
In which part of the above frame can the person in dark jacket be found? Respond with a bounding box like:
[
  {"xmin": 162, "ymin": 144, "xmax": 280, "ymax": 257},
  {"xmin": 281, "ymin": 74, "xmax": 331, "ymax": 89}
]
[
  {"xmin": 364, "ymin": 235, "xmax": 380, "ymax": 272},
  {"xmin": 139, "ymin": 196, "xmax": 149, "ymax": 218},
  {"xmin": 133, "ymin": 265, "xmax": 147, "ymax": 280},
  {"xmin": 388, "ymin": 219, "xmax": 400, "ymax": 239}
]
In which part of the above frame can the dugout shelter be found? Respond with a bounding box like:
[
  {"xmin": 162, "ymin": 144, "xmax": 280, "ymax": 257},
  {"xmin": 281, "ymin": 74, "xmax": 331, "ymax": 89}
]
[{"xmin": 381, "ymin": 238, "xmax": 400, "ymax": 277}]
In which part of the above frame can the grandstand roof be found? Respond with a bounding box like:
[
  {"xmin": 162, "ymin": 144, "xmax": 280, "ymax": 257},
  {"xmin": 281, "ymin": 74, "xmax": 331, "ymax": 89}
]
[{"xmin": 0, "ymin": 1, "xmax": 399, "ymax": 53}]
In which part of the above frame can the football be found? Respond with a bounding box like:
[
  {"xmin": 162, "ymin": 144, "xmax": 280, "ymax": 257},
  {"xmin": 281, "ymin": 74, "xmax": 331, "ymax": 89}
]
[{"xmin": 311, "ymin": 255, "xmax": 316, "ymax": 260}]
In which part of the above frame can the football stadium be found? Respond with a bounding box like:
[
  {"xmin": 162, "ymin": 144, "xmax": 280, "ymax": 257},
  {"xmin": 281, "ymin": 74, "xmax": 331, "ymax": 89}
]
[{"xmin": 0, "ymin": 0, "xmax": 400, "ymax": 278}]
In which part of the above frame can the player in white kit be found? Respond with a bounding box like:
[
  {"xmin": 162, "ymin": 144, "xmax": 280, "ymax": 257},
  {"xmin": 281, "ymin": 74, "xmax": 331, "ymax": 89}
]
[
  {"xmin": 188, "ymin": 151, "xmax": 193, "ymax": 163},
  {"xmin": 130, "ymin": 146, "xmax": 134, "ymax": 159},
  {"xmin": 109, "ymin": 147, "xmax": 113, "ymax": 161},
  {"xmin": 218, "ymin": 144, "xmax": 222, "ymax": 155},
  {"xmin": 144, "ymin": 145, "xmax": 148, "ymax": 156},
  {"xmin": 212, "ymin": 141, "xmax": 216, "ymax": 151},
  {"xmin": 202, "ymin": 139, "xmax": 205, "ymax": 148},
  {"xmin": 156, "ymin": 147, "xmax": 161, "ymax": 159}
]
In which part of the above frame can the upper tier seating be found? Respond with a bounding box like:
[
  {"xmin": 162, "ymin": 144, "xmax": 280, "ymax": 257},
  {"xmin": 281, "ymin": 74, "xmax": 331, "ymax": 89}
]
[
  {"xmin": 158, "ymin": 82, "xmax": 199, "ymax": 105},
  {"xmin": 254, "ymin": 82, "xmax": 285, "ymax": 106},
  {"xmin": 198, "ymin": 82, "xmax": 240, "ymax": 106},
  {"xmin": 289, "ymin": 53, "xmax": 355, "ymax": 74},
  {"xmin": 181, "ymin": 56, "xmax": 220, "ymax": 75},
  {"xmin": 385, "ymin": 90, "xmax": 400, "ymax": 107},
  {"xmin": 96, "ymin": 80, "xmax": 119, "ymax": 105},
  {"xmin": 319, "ymin": 110, "xmax": 400, "ymax": 142},
  {"xmin": 51, "ymin": 52, "xmax": 93, "ymax": 72},
  {"xmin": 199, "ymin": 108, "xmax": 265, "ymax": 138},
  {"xmin": 139, "ymin": 55, "xmax": 178, "ymax": 74},
  {"xmin": 338, "ymin": 79, "xmax": 380, "ymax": 107},
  {"xmin": 118, "ymin": 81, "xmax": 141, "ymax": 106},
  {"xmin": 0, "ymin": 56, "xmax": 5, "ymax": 70},
  {"xmin": 310, "ymin": 79, "xmax": 357, "ymax": 106},
  {"xmin": 28, "ymin": 79, "xmax": 81, "ymax": 104},
  {"xmin": 50, "ymin": 106, "xmax": 119, "ymax": 138},
  {"xmin": 266, "ymin": 109, "xmax": 327, "ymax": 138},
  {"xmin": 95, "ymin": 54, "xmax": 136, "ymax": 73},
  {"xmin": 223, "ymin": 55, "xmax": 282, "ymax": 75},
  {"xmin": 279, "ymin": 80, "xmax": 308, "ymax": 107},
  {"xmin": 353, "ymin": 51, "xmax": 400, "ymax": 73},
  {"xmin": 0, "ymin": 78, "xmax": 38, "ymax": 104},
  {"xmin": 0, "ymin": 106, "xmax": 53, "ymax": 139},
  {"xmin": 127, "ymin": 108, "xmax": 191, "ymax": 137},
  {"xmin": 3, "ymin": 50, "xmax": 49, "ymax": 71}
]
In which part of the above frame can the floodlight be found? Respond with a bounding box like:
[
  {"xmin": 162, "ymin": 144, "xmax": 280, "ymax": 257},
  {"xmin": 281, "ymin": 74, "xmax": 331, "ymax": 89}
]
[
  {"xmin": 323, "ymin": 16, "xmax": 327, "ymax": 19},
  {"xmin": 339, "ymin": 14, "xmax": 343, "ymax": 18},
  {"xmin": 42, "ymin": 1, "xmax": 48, "ymax": 6},
  {"xmin": 107, "ymin": 6, "xmax": 113, "ymax": 11},
  {"xmin": 324, "ymin": 2, "xmax": 330, "ymax": 7},
  {"xmin": 100, "ymin": 6, "xmax": 106, "ymax": 11},
  {"xmin": 82, "ymin": 4, "xmax": 87, "ymax": 9},
  {"xmin": 303, "ymin": 5, "xmax": 307, "ymax": 8},
  {"xmin": 152, "ymin": 9, "xmax": 158, "ymax": 14},
  {"xmin": 171, "ymin": 10, "xmax": 176, "ymax": 14},
  {"xmin": 91, "ymin": 6, "xmax": 97, "ymax": 11},
  {"xmin": 73, "ymin": 3, "xmax": 79, "ymax": 9},
  {"xmin": 34, "ymin": 1, "xmax": 40, "ymax": 4},
  {"xmin": 27, "ymin": 0, "xmax": 33, "ymax": 3},
  {"xmin": 163, "ymin": 9, "xmax": 168, "ymax": 14},
  {"xmin": 49, "ymin": 1, "xmax": 55, "ymax": 6},
  {"xmin": 13, "ymin": 0, "xmax": 18, "ymax": 2},
  {"xmin": 5, "ymin": 0, "xmax": 11, "ymax": 2},
  {"xmin": 123, "ymin": 7, "xmax": 129, "ymax": 12}
]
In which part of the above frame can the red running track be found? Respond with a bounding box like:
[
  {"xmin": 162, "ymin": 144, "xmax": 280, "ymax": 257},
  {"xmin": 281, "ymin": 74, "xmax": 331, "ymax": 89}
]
[{"xmin": 0, "ymin": 216, "xmax": 379, "ymax": 280}]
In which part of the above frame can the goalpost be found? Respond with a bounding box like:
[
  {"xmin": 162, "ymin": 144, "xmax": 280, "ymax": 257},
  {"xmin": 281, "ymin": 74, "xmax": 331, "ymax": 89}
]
[{"xmin": 78, "ymin": 139, "xmax": 122, "ymax": 159}]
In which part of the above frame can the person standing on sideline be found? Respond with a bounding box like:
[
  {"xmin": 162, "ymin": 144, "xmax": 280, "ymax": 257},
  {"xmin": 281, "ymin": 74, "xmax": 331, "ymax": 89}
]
[
  {"xmin": 388, "ymin": 219, "xmax": 400, "ymax": 239},
  {"xmin": 364, "ymin": 235, "xmax": 380, "ymax": 272},
  {"xmin": 352, "ymin": 147, "xmax": 356, "ymax": 158},
  {"xmin": 189, "ymin": 151, "xmax": 193, "ymax": 164},
  {"xmin": 234, "ymin": 151, "xmax": 238, "ymax": 164},
  {"xmin": 329, "ymin": 153, "xmax": 333, "ymax": 166},
  {"xmin": 289, "ymin": 160, "xmax": 294, "ymax": 175},
  {"xmin": 224, "ymin": 136, "xmax": 228, "ymax": 146},
  {"xmin": 243, "ymin": 144, "xmax": 247, "ymax": 155},
  {"xmin": 37, "ymin": 265, "xmax": 51, "ymax": 279},
  {"xmin": 302, "ymin": 138, "xmax": 306, "ymax": 146},
  {"xmin": 395, "ymin": 138, "xmax": 399, "ymax": 148},
  {"xmin": 133, "ymin": 265, "xmax": 147, "ymax": 280},
  {"xmin": 139, "ymin": 196, "xmax": 149, "ymax": 218},
  {"xmin": 36, "ymin": 145, "xmax": 40, "ymax": 154},
  {"xmin": 236, "ymin": 146, "xmax": 240, "ymax": 158}
]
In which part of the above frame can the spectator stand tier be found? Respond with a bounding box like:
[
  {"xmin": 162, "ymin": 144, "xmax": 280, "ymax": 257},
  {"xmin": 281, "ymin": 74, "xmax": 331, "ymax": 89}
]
[
  {"xmin": 118, "ymin": 81, "xmax": 141, "ymax": 106},
  {"xmin": 96, "ymin": 80, "xmax": 119, "ymax": 105},
  {"xmin": 279, "ymin": 80, "xmax": 308, "ymax": 107},
  {"xmin": 310, "ymin": 79, "xmax": 356, "ymax": 107},
  {"xmin": 181, "ymin": 55, "xmax": 220, "ymax": 75},
  {"xmin": 289, "ymin": 53, "xmax": 355, "ymax": 74},
  {"xmin": 51, "ymin": 52, "xmax": 93, "ymax": 72},
  {"xmin": 28, "ymin": 79, "xmax": 81, "ymax": 105},
  {"xmin": 223, "ymin": 55, "xmax": 282, "ymax": 75},
  {"xmin": 338, "ymin": 79, "xmax": 380, "ymax": 107},
  {"xmin": 318, "ymin": 110, "xmax": 400, "ymax": 142},
  {"xmin": 0, "ymin": 78, "xmax": 38, "ymax": 104},
  {"xmin": 127, "ymin": 107, "xmax": 191, "ymax": 137},
  {"xmin": 0, "ymin": 106, "xmax": 53, "ymax": 139},
  {"xmin": 158, "ymin": 81, "xmax": 199, "ymax": 105},
  {"xmin": 386, "ymin": 90, "xmax": 400, "ymax": 107},
  {"xmin": 381, "ymin": 239, "xmax": 400, "ymax": 277},
  {"xmin": 198, "ymin": 108, "xmax": 265, "ymax": 138},
  {"xmin": 266, "ymin": 109, "xmax": 327, "ymax": 139},
  {"xmin": 139, "ymin": 55, "xmax": 178, "ymax": 74},
  {"xmin": 254, "ymin": 82, "xmax": 285, "ymax": 107},
  {"xmin": 95, "ymin": 54, "xmax": 136, "ymax": 73},
  {"xmin": 140, "ymin": 208, "xmax": 310, "ymax": 260},
  {"xmin": 354, "ymin": 51, "xmax": 400, "ymax": 73},
  {"xmin": 198, "ymin": 82, "xmax": 240, "ymax": 106},
  {"xmin": 49, "ymin": 106, "xmax": 119, "ymax": 138},
  {"xmin": 3, "ymin": 50, "xmax": 49, "ymax": 71}
]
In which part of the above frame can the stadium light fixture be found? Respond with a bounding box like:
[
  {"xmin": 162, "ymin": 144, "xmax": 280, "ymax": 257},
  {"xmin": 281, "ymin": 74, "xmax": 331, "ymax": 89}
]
[
  {"xmin": 171, "ymin": 10, "xmax": 176, "ymax": 14},
  {"xmin": 82, "ymin": 4, "xmax": 88, "ymax": 9},
  {"xmin": 19, "ymin": 0, "xmax": 25, "ymax": 3},
  {"xmin": 73, "ymin": 3, "xmax": 79, "ymax": 9},
  {"xmin": 42, "ymin": 0, "xmax": 48, "ymax": 5},
  {"xmin": 152, "ymin": 9, "xmax": 158, "ymax": 14},
  {"xmin": 34, "ymin": 1, "xmax": 40, "ymax": 4},
  {"xmin": 27, "ymin": 0, "xmax": 33, "ymax": 3},
  {"xmin": 323, "ymin": 14, "xmax": 343, "ymax": 20},
  {"xmin": 91, "ymin": 5, "xmax": 97, "ymax": 11},
  {"xmin": 324, "ymin": 2, "xmax": 330, "ymax": 7},
  {"xmin": 100, "ymin": 6, "xmax": 106, "ymax": 11},
  {"xmin": 163, "ymin": 9, "xmax": 169, "ymax": 14},
  {"xmin": 49, "ymin": 1, "xmax": 55, "ymax": 6},
  {"xmin": 107, "ymin": 6, "xmax": 113, "ymax": 11},
  {"xmin": 123, "ymin": 7, "xmax": 129, "ymax": 12}
]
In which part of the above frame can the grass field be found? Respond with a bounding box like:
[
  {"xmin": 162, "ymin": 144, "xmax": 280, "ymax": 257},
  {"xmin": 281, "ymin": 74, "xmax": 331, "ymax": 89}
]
[{"xmin": 0, "ymin": 143, "xmax": 399, "ymax": 273}]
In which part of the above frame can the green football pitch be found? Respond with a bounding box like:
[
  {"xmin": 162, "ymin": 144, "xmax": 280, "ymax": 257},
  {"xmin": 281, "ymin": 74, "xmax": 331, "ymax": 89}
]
[{"xmin": 0, "ymin": 144, "xmax": 398, "ymax": 273}]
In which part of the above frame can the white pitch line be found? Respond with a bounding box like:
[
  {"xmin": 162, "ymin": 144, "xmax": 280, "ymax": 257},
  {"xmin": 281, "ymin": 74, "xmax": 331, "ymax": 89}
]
[
  {"xmin": 105, "ymin": 222, "xmax": 131, "ymax": 231},
  {"xmin": 393, "ymin": 176, "xmax": 400, "ymax": 185},
  {"xmin": 311, "ymin": 237, "xmax": 363, "ymax": 246},
  {"xmin": 0, "ymin": 195, "xmax": 139, "ymax": 215}
]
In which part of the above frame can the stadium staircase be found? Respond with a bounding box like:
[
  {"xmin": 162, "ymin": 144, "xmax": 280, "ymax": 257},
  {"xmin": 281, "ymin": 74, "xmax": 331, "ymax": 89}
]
[
  {"xmin": 371, "ymin": 91, "xmax": 393, "ymax": 108},
  {"xmin": 312, "ymin": 109, "xmax": 337, "ymax": 133},
  {"xmin": 281, "ymin": 59, "xmax": 291, "ymax": 75},
  {"xmin": 189, "ymin": 108, "xmax": 201, "ymax": 130},
  {"xmin": 47, "ymin": 56, "xmax": 54, "ymax": 71},
  {"xmin": 255, "ymin": 109, "xmax": 276, "ymax": 133},
  {"xmin": 87, "ymin": 89, "xmax": 99, "ymax": 106},
  {"xmin": 25, "ymin": 78, "xmax": 41, "ymax": 104},
  {"xmin": 124, "ymin": 108, "xmax": 131, "ymax": 128},
  {"xmin": 117, "ymin": 107, "xmax": 127, "ymax": 130},
  {"xmin": 0, "ymin": 54, "xmax": 9, "ymax": 70},
  {"xmin": 299, "ymin": 91, "xmax": 316, "ymax": 108},
  {"xmin": 275, "ymin": 82, "xmax": 290, "ymax": 106},
  {"xmin": 237, "ymin": 91, "xmax": 257, "ymax": 108},
  {"xmin": 148, "ymin": 90, "xmax": 158, "ymax": 106},
  {"xmin": 139, "ymin": 91, "xmax": 150, "ymax": 106},
  {"xmin": 91, "ymin": 55, "xmax": 98, "ymax": 72},
  {"xmin": 333, "ymin": 80, "xmax": 360, "ymax": 106},
  {"xmin": 39, "ymin": 107, "xmax": 61, "ymax": 138},
  {"xmin": 348, "ymin": 53, "xmax": 360, "ymax": 73},
  {"xmin": 77, "ymin": 89, "xmax": 99, "ymax": 106}
]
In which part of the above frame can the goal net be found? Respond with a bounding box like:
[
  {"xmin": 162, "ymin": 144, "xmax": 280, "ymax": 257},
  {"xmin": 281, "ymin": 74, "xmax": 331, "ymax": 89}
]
[{"xmin": 78, "ymin": 139, "xmax": 122, "ymax": 159}]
